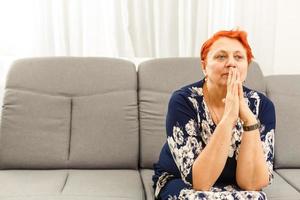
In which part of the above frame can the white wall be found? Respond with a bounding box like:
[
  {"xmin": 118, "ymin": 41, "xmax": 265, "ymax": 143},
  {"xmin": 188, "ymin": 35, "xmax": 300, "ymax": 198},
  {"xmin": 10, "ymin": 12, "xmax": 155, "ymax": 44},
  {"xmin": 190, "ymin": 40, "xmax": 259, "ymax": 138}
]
[
  {"xmin": 0, "ymin": 57, "xmax": 14, "ymax": 100},
  {"xmin": 273, "ymin": 0, "xmax": 300, "ymax": 75}
]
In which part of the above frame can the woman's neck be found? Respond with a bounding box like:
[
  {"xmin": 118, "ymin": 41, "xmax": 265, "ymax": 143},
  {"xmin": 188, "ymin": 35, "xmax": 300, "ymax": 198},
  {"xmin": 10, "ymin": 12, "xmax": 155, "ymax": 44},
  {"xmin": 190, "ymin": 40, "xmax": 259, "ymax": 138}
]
[{"xmin": 205, "ymin": 81, "xmax": 226, "ymax": 108}]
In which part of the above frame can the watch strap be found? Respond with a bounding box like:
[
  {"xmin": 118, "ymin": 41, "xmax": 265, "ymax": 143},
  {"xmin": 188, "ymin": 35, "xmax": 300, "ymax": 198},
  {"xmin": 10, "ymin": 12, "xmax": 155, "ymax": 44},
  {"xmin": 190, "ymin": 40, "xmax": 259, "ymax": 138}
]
[{"xmin": 243, "ymin": 120, "xmax": 261, "ymax": 131}]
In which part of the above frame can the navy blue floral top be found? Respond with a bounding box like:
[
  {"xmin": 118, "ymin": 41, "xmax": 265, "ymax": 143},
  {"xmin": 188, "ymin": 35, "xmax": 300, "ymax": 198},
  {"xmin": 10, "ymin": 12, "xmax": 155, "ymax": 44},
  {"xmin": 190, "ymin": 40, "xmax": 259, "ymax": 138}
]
[{"xmin": 152, "ymin": 79, "xmax": 276, "ymax": 200}]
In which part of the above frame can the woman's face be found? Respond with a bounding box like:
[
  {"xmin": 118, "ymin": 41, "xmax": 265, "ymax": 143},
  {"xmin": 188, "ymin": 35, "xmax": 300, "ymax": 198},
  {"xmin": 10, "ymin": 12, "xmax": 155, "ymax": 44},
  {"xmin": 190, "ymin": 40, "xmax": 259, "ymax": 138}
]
[{"xmin": 202, "ymin": 37, "xmax": 248, "ymax": 87}]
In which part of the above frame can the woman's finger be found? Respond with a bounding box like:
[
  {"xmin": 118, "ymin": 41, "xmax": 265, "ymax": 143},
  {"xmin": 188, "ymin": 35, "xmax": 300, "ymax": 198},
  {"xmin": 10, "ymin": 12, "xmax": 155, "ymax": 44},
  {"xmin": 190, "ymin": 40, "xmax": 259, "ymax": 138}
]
[
  {"xmin": 227, "ymin": 68, "xmax": 233, "ymax": 95},
  {"xmin": 234, "ymin": 79, "xmax": 239, "ymax": 96},
  {"xmin": 234, "ymin": 68, "xmax": 238, "ymax": 81},
  {"xmin": 237, "ymin": 71, "xmax": 243, "ymax": 100},
  {"xmin": 227, "ymin": 68, "xmax": 233, "ymax": 87},
  {"xmin": 231, "ymin": 68, "xmax": 237, "ymax": 94}
]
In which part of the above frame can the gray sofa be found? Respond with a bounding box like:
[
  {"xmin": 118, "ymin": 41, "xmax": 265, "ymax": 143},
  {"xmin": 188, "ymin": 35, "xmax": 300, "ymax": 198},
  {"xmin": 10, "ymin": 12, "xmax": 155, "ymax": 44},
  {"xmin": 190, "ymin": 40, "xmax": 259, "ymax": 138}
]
[{"xmin": 0, "ymin": 57, "xmax": 299, "ymax": 200}]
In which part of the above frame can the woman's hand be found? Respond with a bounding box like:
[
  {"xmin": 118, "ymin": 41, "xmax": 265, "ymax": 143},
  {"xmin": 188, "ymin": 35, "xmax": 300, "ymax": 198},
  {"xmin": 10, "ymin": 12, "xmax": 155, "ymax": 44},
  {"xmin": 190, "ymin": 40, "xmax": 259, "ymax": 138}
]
[
  {"xmin": 222, "ymin": 68, "xmax": 240, "ymax": 126},
  {"xmin": 237, "ymin": 71, "xmax": 257, "ymax": 125}
]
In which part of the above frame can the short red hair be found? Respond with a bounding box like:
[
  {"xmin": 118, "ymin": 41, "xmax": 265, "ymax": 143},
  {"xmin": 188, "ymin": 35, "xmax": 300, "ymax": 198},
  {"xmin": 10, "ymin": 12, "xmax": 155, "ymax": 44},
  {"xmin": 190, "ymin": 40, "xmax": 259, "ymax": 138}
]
[{"xmin": 200, "ymin": 30, "xmax": 254, "ymax": 64}]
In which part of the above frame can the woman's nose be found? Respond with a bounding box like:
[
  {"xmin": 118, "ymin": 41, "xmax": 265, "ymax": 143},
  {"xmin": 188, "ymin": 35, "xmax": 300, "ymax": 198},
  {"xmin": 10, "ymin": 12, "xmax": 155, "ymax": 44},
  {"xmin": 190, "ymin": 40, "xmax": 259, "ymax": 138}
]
[{"xmin": 225, "ymin": 56, "xmax": 237, "ymax": 68}]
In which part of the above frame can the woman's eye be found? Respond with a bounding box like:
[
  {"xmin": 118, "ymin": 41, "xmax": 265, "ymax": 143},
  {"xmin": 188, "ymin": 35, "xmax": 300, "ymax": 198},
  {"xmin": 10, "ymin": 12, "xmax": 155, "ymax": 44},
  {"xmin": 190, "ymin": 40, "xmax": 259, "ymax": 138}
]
[
  {"xmin": 216, "ymin": 55, "xmax": 226, "ymax": 60},
  {"xmin": 234, "ymin": 55, "xmax": 244, "ymax": 60}
]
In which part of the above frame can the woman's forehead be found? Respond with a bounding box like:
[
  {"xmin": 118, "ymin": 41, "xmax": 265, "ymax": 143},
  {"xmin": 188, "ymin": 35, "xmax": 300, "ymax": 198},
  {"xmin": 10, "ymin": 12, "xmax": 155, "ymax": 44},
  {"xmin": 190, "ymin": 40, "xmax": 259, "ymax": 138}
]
[{"xmin": 209, "ymin": 37, "xmax": 246, "ymax": 54}]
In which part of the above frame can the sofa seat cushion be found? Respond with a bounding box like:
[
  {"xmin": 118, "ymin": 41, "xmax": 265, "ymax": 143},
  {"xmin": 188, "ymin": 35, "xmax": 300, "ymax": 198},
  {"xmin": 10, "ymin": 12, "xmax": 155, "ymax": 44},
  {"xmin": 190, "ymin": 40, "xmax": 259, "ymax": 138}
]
[
  {"xmin": 0, "ymin": 170, "xmax": 68, "ymax": 196},
  {"xmin": 0, "ymin": 170, "xmax": 144, "ymax": 200},
  {"xmin": 140, "ymin": 169, "xmax": 154, "ymax": 200},
  {"xmin": 263, "ymin": 171, "xmax": 300, "ymax": 200},
  {"xmin": 276, "ymin": 169, "xmax": 300, "ymax": 193}
]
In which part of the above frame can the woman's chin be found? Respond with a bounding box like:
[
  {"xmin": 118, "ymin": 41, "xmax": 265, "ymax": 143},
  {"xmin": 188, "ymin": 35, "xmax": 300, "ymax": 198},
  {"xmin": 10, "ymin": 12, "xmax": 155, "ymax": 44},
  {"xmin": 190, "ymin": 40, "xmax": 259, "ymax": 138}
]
[
  {"xmin": 221, "ymin": 75, "xmax": 229, "ymax": 83},
  {"xmin": 216, "ymin": 81, "xmax": 227, "ymax": 88}
]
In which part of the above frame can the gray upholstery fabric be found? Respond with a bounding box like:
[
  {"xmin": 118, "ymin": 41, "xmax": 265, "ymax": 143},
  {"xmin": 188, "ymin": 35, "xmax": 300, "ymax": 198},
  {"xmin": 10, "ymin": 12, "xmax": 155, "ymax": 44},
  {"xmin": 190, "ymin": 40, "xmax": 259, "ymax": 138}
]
[
  {"xmin": 263, "ymin": 172, "xmax": 300, "ymax": 200},
  {"xmin": 244, "ymin": 61, "xmax": 266, "ymax": 94},
  {"xmin": 68, "ymin": 92, "xmax": 138, "ymax": 168},
  {"xmin": 61, "ymin": 170, "xmax": 144, "ymax": 199},
  {"xmin": 138, "ymin": 57, "xmax": 266, "ymax": 168},
  {"xmin": 277, "ymin": 169, "xmax": 300, "ymax": 192},
  {"xmin": 0, "ymin": 90, "xmax": 71, "ymax": 168},
  {"xmin": 0, "ymin": 170, "xmax": 144, "ymax": 200},
  {"xmin": 0, "ymin": 170, "xmax": 68, "ymax": 195},
  {"xmin": 266, "ymin": 75, "xmax": 300, "ymax": 168},
  {"xmin": 5, "ymin": 57, "xmax": 136, "ymax": 96},
  {"xmin": 140, "ymin": 169, "xmax": 155, "ymax": 200},
  {"xmin": 0, "ymin": 57, "xmax": 138, "ymax": 169}
]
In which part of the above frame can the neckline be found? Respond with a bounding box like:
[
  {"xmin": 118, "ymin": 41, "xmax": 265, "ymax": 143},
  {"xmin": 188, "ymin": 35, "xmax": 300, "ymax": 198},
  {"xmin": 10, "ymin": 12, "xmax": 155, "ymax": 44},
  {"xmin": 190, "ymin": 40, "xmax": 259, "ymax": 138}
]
[
  {"xmin": 199, "ymin": 79, "xmax": 219, "ymax": 127},
  {"xmin": 203, "ymin": 96, "xmax": 219, "ymax": 127},
  {"xmin": 204, "ymin": 81, "xmax": 224, "ymax": 125}
]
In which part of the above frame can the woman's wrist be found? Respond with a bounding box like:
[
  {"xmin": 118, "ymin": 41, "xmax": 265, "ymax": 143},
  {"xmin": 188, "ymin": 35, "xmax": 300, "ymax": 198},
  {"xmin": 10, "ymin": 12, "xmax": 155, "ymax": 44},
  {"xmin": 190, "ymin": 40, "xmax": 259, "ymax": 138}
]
[
  {"xmin": 242, "ymin": 116, "xmax": 257, "ymax": 126},
  {"xmin": 219, "ymin": 115, "xmax": 237, "ymax": 128}
]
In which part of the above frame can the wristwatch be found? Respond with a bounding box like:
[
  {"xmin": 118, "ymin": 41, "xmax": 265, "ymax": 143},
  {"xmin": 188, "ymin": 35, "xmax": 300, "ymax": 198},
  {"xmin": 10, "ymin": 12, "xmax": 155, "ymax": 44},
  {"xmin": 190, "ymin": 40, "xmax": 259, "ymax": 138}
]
[{"xmin": 243, "ymin": 119, "xmax": 261, "ymax": 131}]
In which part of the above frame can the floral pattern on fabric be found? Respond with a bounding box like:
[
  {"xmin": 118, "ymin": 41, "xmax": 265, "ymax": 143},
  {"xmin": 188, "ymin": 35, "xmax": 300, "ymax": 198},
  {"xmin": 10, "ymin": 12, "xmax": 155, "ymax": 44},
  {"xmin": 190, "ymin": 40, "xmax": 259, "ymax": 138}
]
[
  {"xmin": 168, "ymin": 185, "xmax": 267, "ymax": 200},
  {"xmin": 167, "ymin": 120, "xmax": 203, "ymax": 186},
  {"xmin": 261, "ymin": 129, "xmax": 275, "ymax": 184},
  {"xmin": 154, "ymin": 172, "xmax": 175, "ymax": 198}
]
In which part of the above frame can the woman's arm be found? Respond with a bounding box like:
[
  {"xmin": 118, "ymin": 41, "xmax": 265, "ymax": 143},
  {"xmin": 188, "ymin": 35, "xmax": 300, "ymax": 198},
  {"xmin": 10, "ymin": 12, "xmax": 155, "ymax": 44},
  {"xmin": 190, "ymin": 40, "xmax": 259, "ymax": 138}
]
[
  {"xmin": 236, "ymin": 117, "xmax": 269, "ymax": 190},
  {"xmin": 192, "ymin": 117, "xmax": 234, "ymax": 191},
  {"xmin": 235, "ymin": 74, "xmax": 271, "ymax": 190}
]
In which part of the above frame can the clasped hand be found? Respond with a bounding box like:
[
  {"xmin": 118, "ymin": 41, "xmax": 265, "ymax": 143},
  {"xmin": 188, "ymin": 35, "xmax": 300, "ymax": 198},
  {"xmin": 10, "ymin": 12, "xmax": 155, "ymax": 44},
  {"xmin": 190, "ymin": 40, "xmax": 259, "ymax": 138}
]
[{"xmin": 223, "ymin": 68, "xmax": 256, "ymax": 126}]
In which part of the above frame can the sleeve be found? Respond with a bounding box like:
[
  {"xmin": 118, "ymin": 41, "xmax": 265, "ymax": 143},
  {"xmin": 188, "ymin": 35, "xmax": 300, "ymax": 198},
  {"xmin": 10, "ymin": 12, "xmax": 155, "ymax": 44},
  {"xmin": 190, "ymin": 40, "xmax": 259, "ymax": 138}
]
[
  {"xmin": 258, "ymin": 97, "xmax": 276, "ymax": 185},
  {"xmin": 165, "ymin": 91, "xmax": 203, "ymax": 187}
]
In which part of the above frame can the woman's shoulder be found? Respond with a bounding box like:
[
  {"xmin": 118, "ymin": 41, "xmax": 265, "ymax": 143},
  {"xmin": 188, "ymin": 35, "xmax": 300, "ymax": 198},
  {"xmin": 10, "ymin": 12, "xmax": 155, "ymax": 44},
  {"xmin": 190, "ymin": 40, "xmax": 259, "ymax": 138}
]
[
  {"xmin": 168, "ymin": 80, "xmax": 204, "ymax": 112},
  {"xmin": 243, "ymin": 86, "xmax": 275, "ymax": 111},
  {"xmin": 171, "ymin": 80, "xmax": 204, "ymax": 100}
]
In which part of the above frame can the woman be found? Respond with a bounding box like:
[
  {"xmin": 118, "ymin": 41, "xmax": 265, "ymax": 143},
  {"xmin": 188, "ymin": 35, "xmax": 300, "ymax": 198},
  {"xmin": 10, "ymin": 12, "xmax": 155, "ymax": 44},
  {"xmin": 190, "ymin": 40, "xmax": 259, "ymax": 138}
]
[{"xmin": 152, "ymin": 30, "xmax": 275, "ymax": 200}]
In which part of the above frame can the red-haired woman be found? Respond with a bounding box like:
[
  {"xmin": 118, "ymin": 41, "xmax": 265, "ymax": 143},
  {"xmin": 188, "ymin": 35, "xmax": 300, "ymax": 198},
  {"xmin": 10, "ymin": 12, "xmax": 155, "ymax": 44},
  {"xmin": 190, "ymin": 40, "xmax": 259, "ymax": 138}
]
[{"xmin": 152, "ymin": 30, "xmax": 275, "ymax": 200}]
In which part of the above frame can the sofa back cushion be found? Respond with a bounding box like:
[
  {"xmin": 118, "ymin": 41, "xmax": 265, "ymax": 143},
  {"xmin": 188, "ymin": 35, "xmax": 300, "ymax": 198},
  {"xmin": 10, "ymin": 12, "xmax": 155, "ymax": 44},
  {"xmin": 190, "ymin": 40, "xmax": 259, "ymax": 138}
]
[
  {"xmin": 266, "ymin": 75, "xmax": 300, "ymax": 168},
  {"xmin": 138, "ymin": 57, "xmax": 265, "ymax": 168},
  {"xmin": 0, "ymin": 57, "xmax": 139, "ymax": 169}
]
